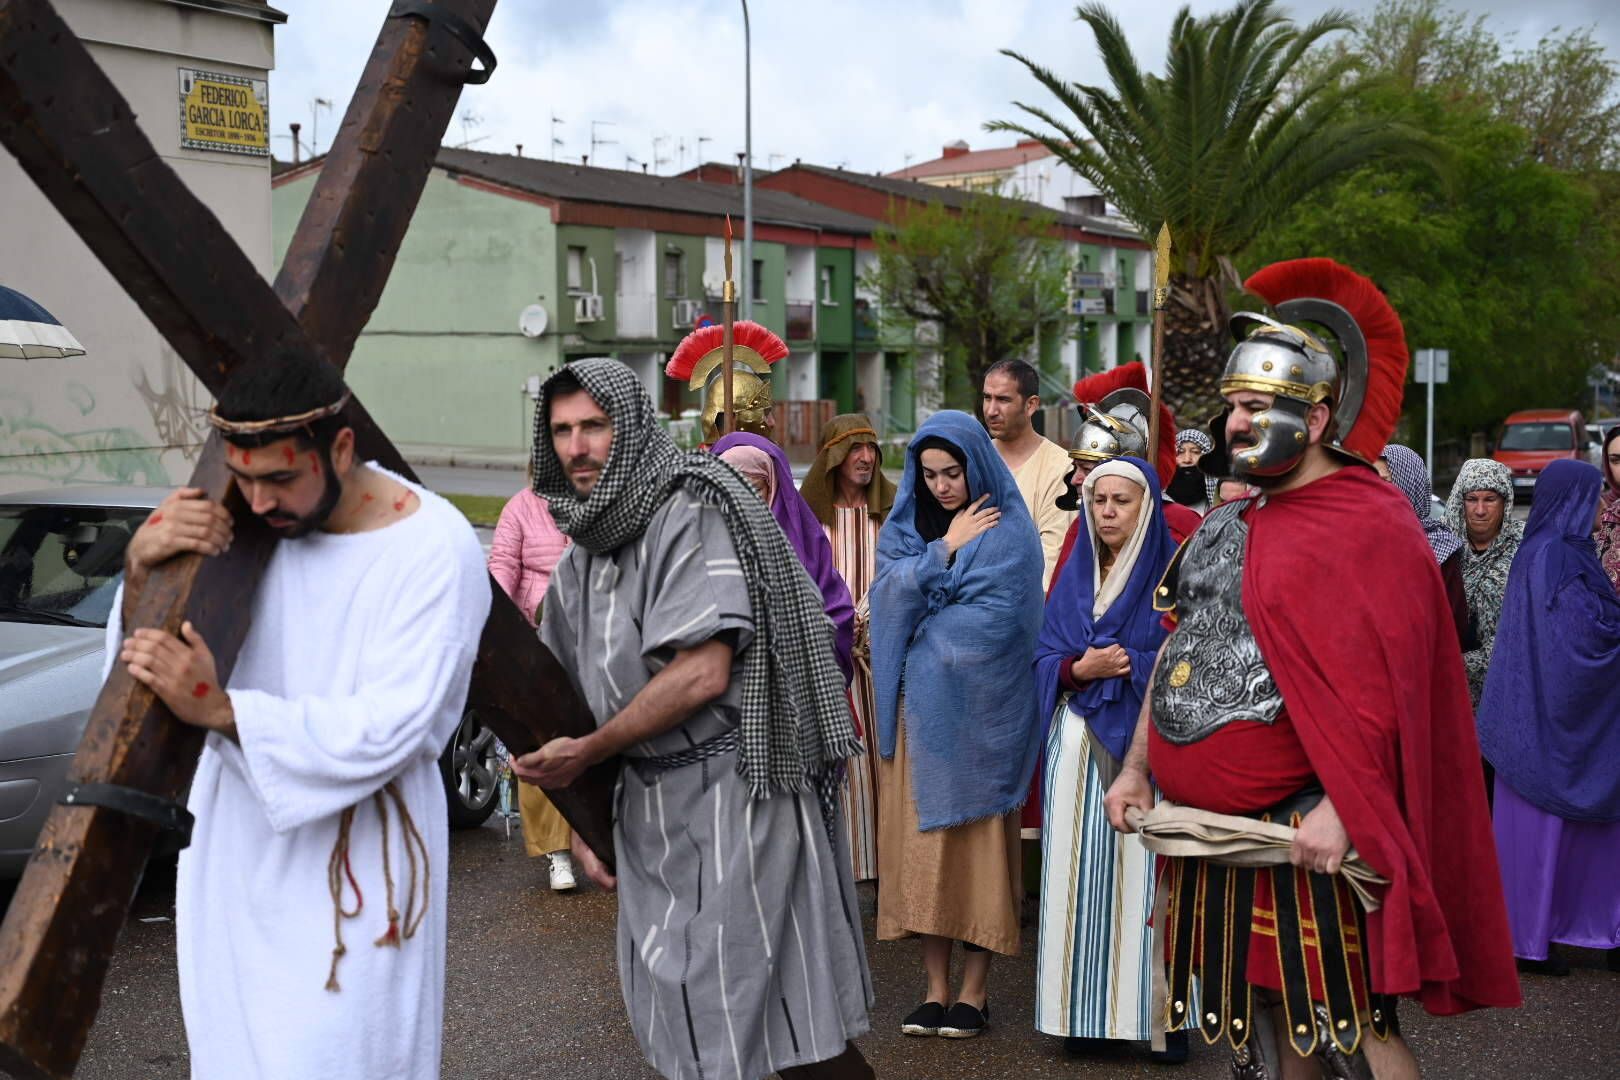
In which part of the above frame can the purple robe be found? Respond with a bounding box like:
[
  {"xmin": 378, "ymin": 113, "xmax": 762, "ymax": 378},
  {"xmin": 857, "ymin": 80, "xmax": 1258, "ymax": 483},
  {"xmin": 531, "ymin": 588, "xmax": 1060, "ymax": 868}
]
[
  {"xmin": 711, "ymin": 432, "xmax": 855, "ymax": 680},
  {"xmin": 1478, "ymin": 459, "xmax": 1620, "ymax": 959}
]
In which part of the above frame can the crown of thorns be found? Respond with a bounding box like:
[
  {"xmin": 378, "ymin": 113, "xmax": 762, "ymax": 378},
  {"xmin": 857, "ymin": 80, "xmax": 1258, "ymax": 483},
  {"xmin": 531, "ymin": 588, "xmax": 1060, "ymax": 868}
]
[{"xmin": 206, "ymin": 392, "xmax": 352, "ymax": 435}]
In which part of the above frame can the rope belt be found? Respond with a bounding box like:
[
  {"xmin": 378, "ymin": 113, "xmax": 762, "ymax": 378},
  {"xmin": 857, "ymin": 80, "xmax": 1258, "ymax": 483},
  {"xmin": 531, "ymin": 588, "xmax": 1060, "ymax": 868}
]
[
  {"xmin": 626, "ymin": 730, "xmax": 740, "ymax": 780},
  {"xmin": 627, "ymin": 728, "xmax": 846, "ymax": 850},
  {"xmin": 324, "ymin": 779, "xmax": 431, "ymax": 992}
]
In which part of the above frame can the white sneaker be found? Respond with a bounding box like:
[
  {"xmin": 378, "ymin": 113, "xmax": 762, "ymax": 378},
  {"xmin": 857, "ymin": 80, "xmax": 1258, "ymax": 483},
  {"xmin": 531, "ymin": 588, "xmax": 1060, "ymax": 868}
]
[{"xmin": 548, "ymin": 852, "xmax": 577, "ymax": 892}]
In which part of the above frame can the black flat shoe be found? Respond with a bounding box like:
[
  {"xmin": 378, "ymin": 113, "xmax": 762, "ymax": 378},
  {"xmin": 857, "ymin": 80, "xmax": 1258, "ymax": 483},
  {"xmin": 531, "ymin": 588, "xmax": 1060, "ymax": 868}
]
[
  {"xmin": 939, "ymin": 1000, "xmax": 989, "ymax": 1038},
  {"xmin": 1063, "ymin": 1036, "xmax": 1108, "ymax": 1057},
  {"xmin": 1150, "ymin": 1029, "xmax": 1190, "ymax": 1064},
  {"xmin": 901, "ymin": 1001, "xmax": 946, "ymax": 1036}
]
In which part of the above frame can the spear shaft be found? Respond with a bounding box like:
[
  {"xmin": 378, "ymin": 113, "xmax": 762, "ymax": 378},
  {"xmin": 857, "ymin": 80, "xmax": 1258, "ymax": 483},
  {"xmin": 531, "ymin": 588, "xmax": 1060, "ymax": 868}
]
[
  {"xmin": 722, "ymin": 216, "xmax": 736, "ymax": 436},
  {"xmin": 1146, "ymin": 223, "xmax": 1172, "ymax": 461}
]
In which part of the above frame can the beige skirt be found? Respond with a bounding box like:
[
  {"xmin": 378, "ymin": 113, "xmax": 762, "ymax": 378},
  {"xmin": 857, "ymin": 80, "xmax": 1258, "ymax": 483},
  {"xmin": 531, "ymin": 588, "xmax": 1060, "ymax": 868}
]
[{"xmin": 876, "ymin": 701, "xmax": 1023, "ymax": 955}]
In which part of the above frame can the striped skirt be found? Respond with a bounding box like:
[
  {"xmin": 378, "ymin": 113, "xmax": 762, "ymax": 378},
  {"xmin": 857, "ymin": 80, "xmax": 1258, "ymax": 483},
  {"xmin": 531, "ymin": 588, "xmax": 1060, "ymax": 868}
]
[
  {"xmin": 1035, "ymin": 701, "xmax": 1186, "ymax": 1040},
  {"xmin": 840, "ymin": 676, "xmax": 880, "ymax": 881}
]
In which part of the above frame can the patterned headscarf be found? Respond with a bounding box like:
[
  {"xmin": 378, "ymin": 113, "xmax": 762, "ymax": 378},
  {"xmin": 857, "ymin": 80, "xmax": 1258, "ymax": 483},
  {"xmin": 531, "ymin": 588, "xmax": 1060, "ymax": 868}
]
[
  {"xmin": 1382, "ymin": 445, "xmax": 1463, "ymax": 564},
  {"xmin": 1443, "ymin": 458, "xmax": 1526, "ymax": 704},
  {"xmin": 1176, "ymin": 429, "xmax": 1213, "ymax": 454},
  {"xmin": 531, "ymin": 359, "xmax": 860, "ymax": 799},
  {"xmin": 1599, "ymin": 425, "xmax": 1620, "ymax": 594}
]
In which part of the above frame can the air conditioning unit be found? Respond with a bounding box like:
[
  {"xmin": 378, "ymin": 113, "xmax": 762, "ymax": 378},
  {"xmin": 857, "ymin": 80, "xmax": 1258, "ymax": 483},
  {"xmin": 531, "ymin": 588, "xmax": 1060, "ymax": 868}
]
[
  {"xmin": 574, "ymin": 293, "xmax": 605, "ymax": 323},
  {"xmin": 672, "ymin": 298, "xmax": 703, "ymax": 328}
]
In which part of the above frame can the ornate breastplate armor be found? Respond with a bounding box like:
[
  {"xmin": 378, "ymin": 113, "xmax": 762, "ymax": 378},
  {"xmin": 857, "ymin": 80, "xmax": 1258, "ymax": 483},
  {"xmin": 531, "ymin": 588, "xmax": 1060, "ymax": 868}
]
[{"xmin": 1151, "ymin": 500, "xmax": 1283, "ymax": 744}]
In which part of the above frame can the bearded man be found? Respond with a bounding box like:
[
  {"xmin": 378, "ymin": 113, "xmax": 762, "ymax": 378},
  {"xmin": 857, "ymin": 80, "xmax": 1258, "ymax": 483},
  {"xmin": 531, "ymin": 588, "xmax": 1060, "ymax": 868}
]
[
  {"xmin": 512, "ymin": 359, "xmax": 874, "ymax": 1080},
  {"xmin": 981, "ymin": 358, "xmax": 1075, "ymax": 590},
  {"xmin": 112, "ymin": 352, "xmax": 490, "ymax": 1078},
  {"xmin": 1167, "ymin": 429, "xmax": 1218, "ymax": 510},
  {"xmin": 1104, "ymin": 259, "xmax": 1518, "ymax": 1079},
  {"xmin": 1442, "ymin": 459, "xmax": 1524, "ymax": 707},
  {"xmin": 800, "ymin": 413, "xmax": 898, "ymax": 882}
]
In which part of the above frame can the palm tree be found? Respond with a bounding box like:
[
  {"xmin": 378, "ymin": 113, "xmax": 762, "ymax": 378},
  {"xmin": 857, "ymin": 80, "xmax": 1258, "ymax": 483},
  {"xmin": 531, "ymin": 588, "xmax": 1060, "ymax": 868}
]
[{"xmin": 992, "ymin": 0, "xmax": 1436, "ymax": 421}]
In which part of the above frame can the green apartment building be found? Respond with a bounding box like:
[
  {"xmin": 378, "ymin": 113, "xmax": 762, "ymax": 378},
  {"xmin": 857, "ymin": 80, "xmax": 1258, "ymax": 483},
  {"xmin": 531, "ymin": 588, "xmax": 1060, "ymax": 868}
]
[
  {"xmin": 271, "ymin": 152, "xmax": 1152, "ymax": 458},
  {"xmin": 272, "ymin": 151, "xmax": 896, "ymax": 458}
]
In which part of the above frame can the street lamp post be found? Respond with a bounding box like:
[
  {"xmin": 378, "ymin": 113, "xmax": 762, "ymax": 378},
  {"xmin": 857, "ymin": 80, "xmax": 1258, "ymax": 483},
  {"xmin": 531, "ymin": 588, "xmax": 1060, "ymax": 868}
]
[{"xmin": 741, "ymin": 0, "xmax": 753, "ymax": 320}]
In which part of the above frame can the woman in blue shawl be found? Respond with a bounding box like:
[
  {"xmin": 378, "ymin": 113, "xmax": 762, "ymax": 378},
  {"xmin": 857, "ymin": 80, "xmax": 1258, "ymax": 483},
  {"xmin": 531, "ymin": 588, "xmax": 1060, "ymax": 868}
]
[
  {"xmin": 1031, "ymin": 457, "xmax": 1191, "ymax": 1061},
  {"xmin": 1477, "ymin": 459, "xmax": 1620, "ymax": 975},
  {"xmin": 869, "ymin": 410, "xmax": 1043, "ymax": 1040}
]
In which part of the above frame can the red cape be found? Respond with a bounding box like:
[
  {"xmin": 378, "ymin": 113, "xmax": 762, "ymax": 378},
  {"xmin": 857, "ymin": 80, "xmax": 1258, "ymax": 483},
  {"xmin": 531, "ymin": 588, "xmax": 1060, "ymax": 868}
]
[{"xmin": 1245, "ymin": 467, "xmax": 1519, "ymax": 1015}]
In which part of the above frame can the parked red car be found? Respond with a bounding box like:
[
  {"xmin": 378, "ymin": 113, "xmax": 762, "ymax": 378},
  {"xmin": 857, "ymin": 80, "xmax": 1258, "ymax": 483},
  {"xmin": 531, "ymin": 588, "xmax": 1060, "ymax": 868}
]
[{"xmin": 1491, "ymin": 408, "xmax": 1590, "ymax": 501}]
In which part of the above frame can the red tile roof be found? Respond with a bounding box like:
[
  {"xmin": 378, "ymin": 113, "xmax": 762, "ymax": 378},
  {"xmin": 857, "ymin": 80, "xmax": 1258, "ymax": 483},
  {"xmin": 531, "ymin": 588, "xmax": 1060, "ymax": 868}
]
[{"xmin": 889, "ymin": 139, "xmax": 1059, "ymax": 180}]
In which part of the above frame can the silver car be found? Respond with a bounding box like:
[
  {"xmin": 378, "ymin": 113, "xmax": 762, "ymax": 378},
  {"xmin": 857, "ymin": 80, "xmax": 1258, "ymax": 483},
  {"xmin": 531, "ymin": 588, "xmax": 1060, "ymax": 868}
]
[{"xmin": 0, "ymin": 486, "xmax": 503, "ymax": 878}]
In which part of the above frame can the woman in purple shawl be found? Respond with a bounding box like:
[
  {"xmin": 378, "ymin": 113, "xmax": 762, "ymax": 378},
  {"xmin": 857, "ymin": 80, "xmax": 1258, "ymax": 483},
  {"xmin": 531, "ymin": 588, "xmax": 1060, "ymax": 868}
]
[
  {"xmin": 1477, "ymin": 459, "xmax": 1620, "ymax": 975},
  {"xmin": 1030, "ymin": 456, "xmax": 1189, "ymax": 1061},
  {"xmin": 713, "ymin": 432, "xmax": 855, "ymax": 681}
]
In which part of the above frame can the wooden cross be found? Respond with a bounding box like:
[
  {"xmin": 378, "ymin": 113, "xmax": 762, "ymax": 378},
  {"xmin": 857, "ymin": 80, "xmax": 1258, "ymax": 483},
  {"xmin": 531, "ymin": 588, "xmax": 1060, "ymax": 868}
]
[{"xmin": 0, "ymin": 3, "xmax": 613, "ymax": 1076}]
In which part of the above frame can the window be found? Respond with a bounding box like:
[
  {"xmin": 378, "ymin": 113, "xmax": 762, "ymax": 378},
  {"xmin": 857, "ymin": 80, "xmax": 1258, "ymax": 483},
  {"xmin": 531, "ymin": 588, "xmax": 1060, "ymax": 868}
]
[
  {"xmin": 751, "ymin": 258, "xmax": 766, "ymax": 302},
  {"xmin": 1498, "ymin": 422, "xmax": 1574, "ymax": 451},
  {"xmin": 566, "ymin": 246, "xmax": 586, "ymax": 293},
  {"xmin": 663, "ymin": 250, "xmax": 686, "ymax": 298},
  {"xmin": 819, "ymin": 264, "xmax": 836, "ymax": 305}
]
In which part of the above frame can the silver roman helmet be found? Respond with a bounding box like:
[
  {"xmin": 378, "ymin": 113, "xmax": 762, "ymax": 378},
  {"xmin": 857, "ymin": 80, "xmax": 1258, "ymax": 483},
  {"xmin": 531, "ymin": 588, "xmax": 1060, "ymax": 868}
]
[
  {"xmin": 1220, "ymin": 298, "xmax": 1369, "ymax": 479},
  {"xmin": 1069, "ymin": 388, "xmax": 1152, "ymax": 465}
]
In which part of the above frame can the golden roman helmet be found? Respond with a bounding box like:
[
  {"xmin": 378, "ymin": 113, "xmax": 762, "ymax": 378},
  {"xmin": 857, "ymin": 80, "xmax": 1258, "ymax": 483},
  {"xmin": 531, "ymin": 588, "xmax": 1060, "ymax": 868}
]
[{"xmin": 665, "ymin": 320, "xmax": 788, "ymax": 444}]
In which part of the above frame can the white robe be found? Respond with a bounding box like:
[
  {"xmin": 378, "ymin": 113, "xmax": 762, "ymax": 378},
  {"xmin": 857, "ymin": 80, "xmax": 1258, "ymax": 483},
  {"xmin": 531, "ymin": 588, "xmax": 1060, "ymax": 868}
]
[{"xmin": 106, "ymin": 467, "xmax": 490, "ymax": 1079}]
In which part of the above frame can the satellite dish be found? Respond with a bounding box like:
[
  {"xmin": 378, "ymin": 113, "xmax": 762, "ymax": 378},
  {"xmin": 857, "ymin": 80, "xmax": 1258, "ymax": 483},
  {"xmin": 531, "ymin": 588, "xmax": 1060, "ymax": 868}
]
[
  {"xmin": 701, "ymin": 268, "xmax": 726, "ymax": 297},
  {"xmin": 518, "ymin": 304, "xmax": 549, "ymax": 338}
]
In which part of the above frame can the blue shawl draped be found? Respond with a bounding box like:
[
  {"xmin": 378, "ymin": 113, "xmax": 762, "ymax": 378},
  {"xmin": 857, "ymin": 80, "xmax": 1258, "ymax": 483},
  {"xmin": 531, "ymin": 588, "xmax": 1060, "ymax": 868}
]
[
  {"xmin": 1034, "ymin": 457, "xmax": 1176, "ymax": 762},
  {"xmin": 870, "ymin": 410, "xmax": 1045, "ymax": 830},
  {"xmin": 1477, "ymin": 459, "xmax": 1620, "ymax": 822}
]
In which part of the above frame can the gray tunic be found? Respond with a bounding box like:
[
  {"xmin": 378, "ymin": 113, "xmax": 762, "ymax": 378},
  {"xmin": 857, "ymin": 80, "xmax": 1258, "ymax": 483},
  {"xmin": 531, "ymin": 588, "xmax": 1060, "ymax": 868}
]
[{"xmin": 542, "ymin": 494, "xmax": 872, "ymax": 1080}]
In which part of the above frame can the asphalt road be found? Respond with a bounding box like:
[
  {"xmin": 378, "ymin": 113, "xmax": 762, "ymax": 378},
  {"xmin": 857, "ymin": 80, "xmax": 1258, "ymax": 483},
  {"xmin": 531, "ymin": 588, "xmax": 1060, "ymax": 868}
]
[{"xmin": 5, "ymin": 819, "xmax": 1607, "ymax": 1080}]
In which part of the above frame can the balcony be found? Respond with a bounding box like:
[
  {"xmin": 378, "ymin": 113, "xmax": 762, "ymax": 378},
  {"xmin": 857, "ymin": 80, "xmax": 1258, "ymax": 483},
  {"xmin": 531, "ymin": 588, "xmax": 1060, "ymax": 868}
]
[
  {"xmin": 785, "ymin": 301, "xmax": 816, "ymax": 341},
  {"xmin": 854, "ymin": 298, "xmax": 880, "ymax": 342}
]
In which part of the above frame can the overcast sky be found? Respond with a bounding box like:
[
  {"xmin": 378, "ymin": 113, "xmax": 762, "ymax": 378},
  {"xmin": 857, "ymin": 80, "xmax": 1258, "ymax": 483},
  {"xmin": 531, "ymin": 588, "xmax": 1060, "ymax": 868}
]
[{"xmin": 267, "ymin": 1, "xmax": 1616, "ymax": 175}]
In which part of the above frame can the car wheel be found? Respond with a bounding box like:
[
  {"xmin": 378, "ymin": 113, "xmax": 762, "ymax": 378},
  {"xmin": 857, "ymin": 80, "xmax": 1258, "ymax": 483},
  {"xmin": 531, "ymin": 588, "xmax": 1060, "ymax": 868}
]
[{"xmin": 441, "ymin": 709, "xmax": 502, "ymax": 829}]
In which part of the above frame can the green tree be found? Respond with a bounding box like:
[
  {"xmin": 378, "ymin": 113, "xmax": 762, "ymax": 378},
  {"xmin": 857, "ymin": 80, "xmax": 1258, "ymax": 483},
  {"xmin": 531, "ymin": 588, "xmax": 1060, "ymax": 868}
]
[
  {"xmin": 861, "ymin": 191, "xmax": 1071, "ymax": 411},
  {"xmin": 991, "ymin": 0, "xmax": 1436, "ymax": 421},
  {"xmin": 1248, "ymin": 0, "xmax": 1620, "ymax": 445}
]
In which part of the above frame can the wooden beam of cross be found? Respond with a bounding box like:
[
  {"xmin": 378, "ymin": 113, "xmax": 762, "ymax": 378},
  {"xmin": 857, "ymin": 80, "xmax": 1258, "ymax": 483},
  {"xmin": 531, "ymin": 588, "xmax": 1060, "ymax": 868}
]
[{"xmin": 0, "ymin": 3, "xmax": 614, "ymax": 1077}]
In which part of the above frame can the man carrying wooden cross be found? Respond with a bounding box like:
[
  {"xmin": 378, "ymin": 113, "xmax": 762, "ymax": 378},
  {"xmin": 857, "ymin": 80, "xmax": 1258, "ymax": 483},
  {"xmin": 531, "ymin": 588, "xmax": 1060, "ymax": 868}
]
[
  {"xmin": 512, "ymin": 358, "xmax": 876, "ymax": 1080},
  {"xmin": 110, "ymin": 352, "xmax": 490, "ymax": 1079}
]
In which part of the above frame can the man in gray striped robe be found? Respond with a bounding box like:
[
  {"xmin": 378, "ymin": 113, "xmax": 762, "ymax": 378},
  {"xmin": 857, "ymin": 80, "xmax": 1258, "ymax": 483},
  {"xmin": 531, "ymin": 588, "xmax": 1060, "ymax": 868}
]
[{"xmin": 513, "ymin": 360, "xmax": 874, "ymax": 1080}]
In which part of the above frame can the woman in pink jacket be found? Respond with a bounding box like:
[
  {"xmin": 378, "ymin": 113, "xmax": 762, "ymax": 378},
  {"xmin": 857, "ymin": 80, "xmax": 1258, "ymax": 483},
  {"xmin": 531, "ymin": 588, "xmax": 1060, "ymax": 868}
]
[{"xmin": 488, "ymin": 483, "xmax": 575, "ymax": 890}]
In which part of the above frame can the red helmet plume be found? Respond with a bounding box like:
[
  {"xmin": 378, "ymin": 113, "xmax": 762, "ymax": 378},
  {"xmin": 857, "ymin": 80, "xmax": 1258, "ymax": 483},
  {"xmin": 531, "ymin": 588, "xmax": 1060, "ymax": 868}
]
[{"xmin": 665, "ymin": 320, "xmax": 788, "ymax": 383}]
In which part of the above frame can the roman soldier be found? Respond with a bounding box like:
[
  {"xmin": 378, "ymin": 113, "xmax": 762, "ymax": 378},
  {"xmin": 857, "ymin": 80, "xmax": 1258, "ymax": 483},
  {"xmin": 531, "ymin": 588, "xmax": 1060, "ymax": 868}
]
[
  {"xmin": 1050, "ymin": 362, "xmax": 1202, "ymax": 583},
  {"xmin": 664, "ymin": 316, "xmax": 787, "ymax": 447},
  {"xmin": 1105, "ymin": 258, "xmax": 1519, "ymax": 1078}
]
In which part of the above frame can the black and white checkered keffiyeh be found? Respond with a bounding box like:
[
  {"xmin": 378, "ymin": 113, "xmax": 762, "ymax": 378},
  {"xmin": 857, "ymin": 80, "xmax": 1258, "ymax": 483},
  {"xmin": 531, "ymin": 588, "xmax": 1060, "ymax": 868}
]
[
  {"xmin": 531, "ymin": 358, "xmax": 861, "ymax": 801},
  {"xmin": 1176, "ymin": 428, "xmax": 1219, "ymax": 507}
]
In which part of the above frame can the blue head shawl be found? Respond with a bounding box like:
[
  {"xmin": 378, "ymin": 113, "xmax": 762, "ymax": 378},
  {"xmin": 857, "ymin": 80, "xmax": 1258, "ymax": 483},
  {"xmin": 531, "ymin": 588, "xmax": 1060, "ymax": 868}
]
[
  {"xmin": 870, "ymin": 410, "xmax": 1045, "ymax": 830},
  {"xmin": 1034, "ymin": 457, "xmax": 1176, "ymax": 762},
  {"xmin": 1477, "ymin": 459, "xmax": 1620, "ymax": 822}
]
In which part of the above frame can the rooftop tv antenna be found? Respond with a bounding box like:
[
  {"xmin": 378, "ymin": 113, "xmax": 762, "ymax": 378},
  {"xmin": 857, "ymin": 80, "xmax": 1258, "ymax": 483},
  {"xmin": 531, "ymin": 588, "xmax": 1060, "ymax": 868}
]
[
  {"xmin": 550, "ymin": 114, "xmax": 565, "ymax": 160},
  {"xmin": 590, "ymin": 120, "xmax": 617, "ymax": 161}
]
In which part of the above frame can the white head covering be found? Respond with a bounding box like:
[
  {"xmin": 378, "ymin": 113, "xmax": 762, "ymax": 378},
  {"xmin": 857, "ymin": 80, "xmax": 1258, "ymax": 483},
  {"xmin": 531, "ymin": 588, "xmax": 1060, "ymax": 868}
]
[{"xmin": 1080, "ymin": 458, "xmax": 1154, "ymax": 617}]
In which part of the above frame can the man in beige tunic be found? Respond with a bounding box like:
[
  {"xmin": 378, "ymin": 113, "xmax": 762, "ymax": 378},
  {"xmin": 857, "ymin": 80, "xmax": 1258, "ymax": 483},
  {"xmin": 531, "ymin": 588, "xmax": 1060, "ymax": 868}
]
[{"xmin": 982, "ymin": 359, "xmax": 1076, "ymax": 590}]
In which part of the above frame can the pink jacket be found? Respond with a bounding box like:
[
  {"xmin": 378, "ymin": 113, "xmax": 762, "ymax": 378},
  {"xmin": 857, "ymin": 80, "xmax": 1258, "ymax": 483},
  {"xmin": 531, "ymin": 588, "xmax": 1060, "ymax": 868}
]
[{"xmin": 488, "ymin": 489, "xmax": 569, "ymax": 625}]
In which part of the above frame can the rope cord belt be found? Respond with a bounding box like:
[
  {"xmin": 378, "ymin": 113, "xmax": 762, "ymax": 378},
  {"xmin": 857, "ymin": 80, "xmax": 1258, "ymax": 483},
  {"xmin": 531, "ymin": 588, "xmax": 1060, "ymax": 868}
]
[{"xmin": 324, "ymin": 779, "xmax": 430, "ymax": 992}]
